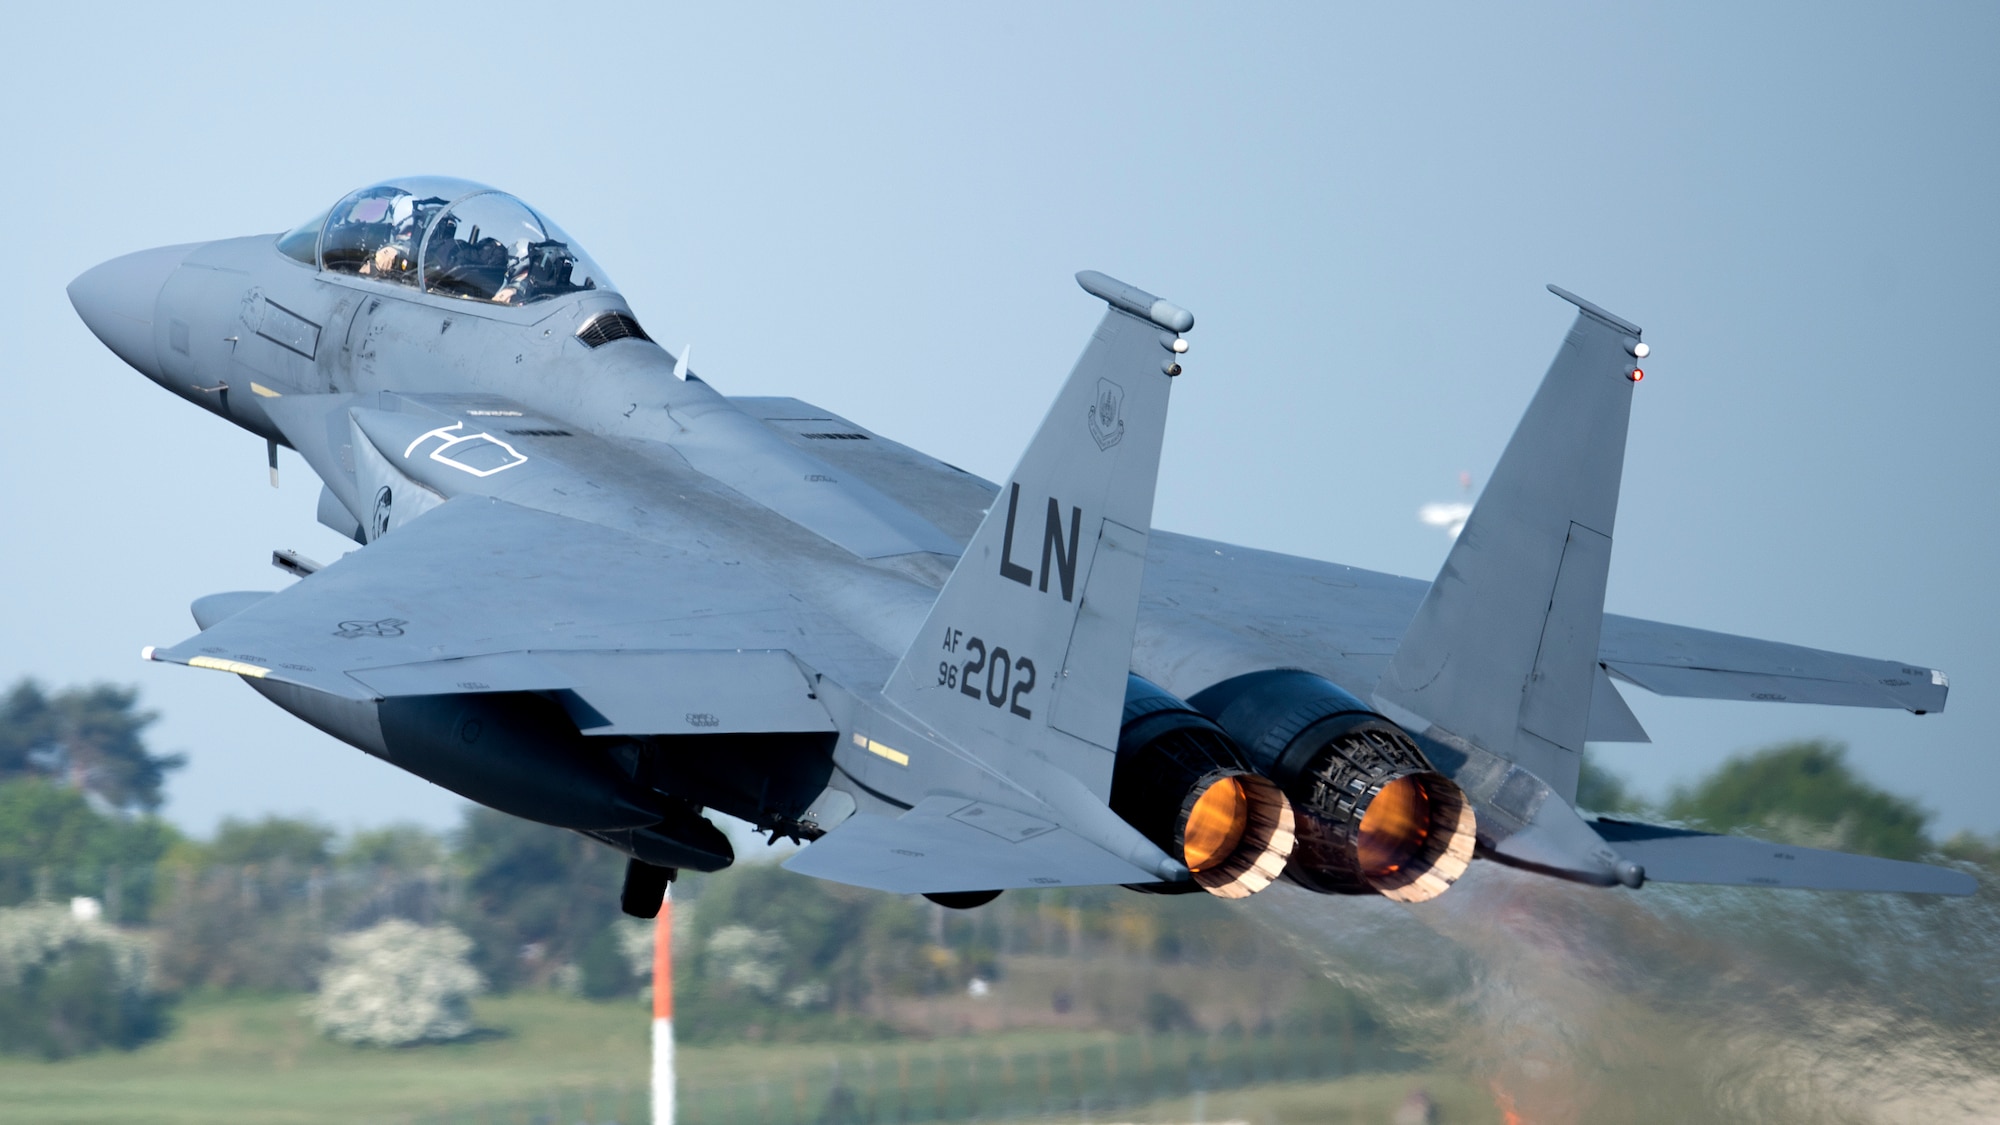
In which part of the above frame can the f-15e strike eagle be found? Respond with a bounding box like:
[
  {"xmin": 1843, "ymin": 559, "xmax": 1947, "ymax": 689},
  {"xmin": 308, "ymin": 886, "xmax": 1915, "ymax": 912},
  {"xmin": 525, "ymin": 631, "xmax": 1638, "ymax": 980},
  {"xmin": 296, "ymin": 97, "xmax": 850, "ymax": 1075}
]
[{"xmin": 68, "ymin": 177, "xmax": 1971, "ymax": 916}]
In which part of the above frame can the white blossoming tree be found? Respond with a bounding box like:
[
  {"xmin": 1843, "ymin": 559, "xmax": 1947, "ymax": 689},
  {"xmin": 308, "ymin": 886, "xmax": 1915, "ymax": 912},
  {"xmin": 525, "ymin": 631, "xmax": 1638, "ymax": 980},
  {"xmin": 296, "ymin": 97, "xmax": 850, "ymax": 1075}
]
[
  {"xmin": 0, "ymin": 903, "xmax": 161, "ymax": 1058},
  {"xmin": 308, "ymin": 919, "xmax": 486, "ymax": 1046},
  {"xmin": 705, "ymin": 923, "xmax": 785, "ymax": 999}
]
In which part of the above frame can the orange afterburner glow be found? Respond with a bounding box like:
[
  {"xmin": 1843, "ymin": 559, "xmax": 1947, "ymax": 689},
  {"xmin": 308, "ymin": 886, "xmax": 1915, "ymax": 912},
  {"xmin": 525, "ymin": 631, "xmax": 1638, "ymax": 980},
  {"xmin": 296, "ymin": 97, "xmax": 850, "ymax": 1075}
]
[
  {"xmin": 1357, "ymin": 776, "xmax": 1431, "ymax": 877},
  {"xmin": 1183, "ymin": 777, "xmax": 1251, "ymax": 872}
]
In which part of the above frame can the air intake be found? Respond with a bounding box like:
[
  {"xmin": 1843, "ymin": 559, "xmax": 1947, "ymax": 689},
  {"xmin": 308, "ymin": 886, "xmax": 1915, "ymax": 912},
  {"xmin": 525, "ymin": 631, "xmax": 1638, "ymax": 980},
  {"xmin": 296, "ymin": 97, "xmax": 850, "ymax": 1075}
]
[{"xmin": 576, "ymin": 311, "xmax": 653, "ymax": 348}]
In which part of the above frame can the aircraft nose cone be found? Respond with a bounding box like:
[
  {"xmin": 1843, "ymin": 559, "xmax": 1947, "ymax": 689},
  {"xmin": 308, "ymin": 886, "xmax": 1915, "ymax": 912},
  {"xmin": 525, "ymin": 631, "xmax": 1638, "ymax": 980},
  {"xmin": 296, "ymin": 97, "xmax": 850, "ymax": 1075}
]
[{"xmin": 68, "ymin": 243, "xmax": 201, "ymax": 379}]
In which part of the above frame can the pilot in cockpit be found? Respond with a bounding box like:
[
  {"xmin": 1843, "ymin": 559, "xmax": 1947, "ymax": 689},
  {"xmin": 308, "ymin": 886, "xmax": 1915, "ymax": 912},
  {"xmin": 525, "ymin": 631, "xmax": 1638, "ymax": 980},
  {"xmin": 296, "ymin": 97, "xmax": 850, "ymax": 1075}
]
[
  {"xmin": 422, "ymin": 214, "xmax": 508, "ymax": 301},
  {"xmin": 357, "ymin": 196, "xmax": 450, "ymax": 282},
  {"xmin": 353, "ymin": 195, "xmax": 410, "ymax": 279},
  {"xmin": 493, "ymin": 240, "xmax": 591, "ymax": 304},
  {"xmin": 306, "ymin": 179, "xmax": 614, "ymax": 304}
]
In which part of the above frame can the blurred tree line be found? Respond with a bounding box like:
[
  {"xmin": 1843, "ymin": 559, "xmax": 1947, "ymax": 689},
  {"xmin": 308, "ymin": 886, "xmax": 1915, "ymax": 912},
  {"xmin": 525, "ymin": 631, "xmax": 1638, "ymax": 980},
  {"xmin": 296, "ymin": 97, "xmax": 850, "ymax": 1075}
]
[
  {"xmin": 0, "ymin": 680, "xmax": 183, "ymax": 918},
  {"xmin": 0, "ymin": 679, "xmax": 183, "ymax": 812},
  {"xmin": 1579, "ymin": 737, "xmax": 1995, "ymax": 864},
  {"xmin": 3, "ymin": 675, "xmax": 1997, "ymax": 1060}
]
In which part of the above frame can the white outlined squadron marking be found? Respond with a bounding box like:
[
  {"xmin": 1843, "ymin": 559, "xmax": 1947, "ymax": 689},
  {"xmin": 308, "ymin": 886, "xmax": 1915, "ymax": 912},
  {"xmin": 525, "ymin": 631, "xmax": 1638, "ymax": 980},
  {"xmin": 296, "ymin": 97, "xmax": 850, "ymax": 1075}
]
[{"xmin": 403, "ymin": 422, "xmax": 529, "ymax": 478}]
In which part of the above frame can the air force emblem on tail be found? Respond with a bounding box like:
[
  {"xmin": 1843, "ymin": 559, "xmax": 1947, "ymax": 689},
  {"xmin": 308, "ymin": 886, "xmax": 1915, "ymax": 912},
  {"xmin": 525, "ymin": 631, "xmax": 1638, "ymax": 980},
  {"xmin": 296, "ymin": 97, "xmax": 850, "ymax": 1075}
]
[{"xmin": 1088, "ymin": 379, "xmax": 1125, "ymax": 451}]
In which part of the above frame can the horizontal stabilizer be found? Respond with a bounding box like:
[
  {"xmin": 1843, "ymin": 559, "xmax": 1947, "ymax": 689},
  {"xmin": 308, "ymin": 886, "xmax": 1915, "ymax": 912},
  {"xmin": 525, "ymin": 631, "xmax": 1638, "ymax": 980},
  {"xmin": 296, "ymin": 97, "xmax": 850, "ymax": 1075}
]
[
  {"xmin": 783, "ymin": 795, "xmax": 1161, "ymax": 894},
  {"xmin": 1598, "ymin": 615, "xmax": 1949, "ymax": 714},
  {"xmin": 1592, "ymin": 818, "xmax": 1975, "ymax": 895},
  {"xmin": 191, "ymin": 590, "xmax": 274, "ymax": 630}
]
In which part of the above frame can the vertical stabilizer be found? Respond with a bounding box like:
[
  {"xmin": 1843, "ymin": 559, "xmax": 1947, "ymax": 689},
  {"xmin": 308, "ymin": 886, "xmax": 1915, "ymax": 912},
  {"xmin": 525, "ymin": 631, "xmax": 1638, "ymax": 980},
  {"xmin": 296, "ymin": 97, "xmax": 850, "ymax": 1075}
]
[
  {"xmin": 883, "ymin": 272, "xmax": 1192, "ymax": 799},
  {"xmin": 1375, "ymin": 286, "xmax": 1645, "ymax": 802}
]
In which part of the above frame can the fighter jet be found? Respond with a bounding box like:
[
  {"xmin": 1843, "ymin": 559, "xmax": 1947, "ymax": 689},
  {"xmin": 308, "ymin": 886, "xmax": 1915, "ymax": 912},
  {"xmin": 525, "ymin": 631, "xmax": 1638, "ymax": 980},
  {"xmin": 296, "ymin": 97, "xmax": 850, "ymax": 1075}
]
[{"xmin": 67, "ymin": 176, "xmax": 1971, "ymax": 917}]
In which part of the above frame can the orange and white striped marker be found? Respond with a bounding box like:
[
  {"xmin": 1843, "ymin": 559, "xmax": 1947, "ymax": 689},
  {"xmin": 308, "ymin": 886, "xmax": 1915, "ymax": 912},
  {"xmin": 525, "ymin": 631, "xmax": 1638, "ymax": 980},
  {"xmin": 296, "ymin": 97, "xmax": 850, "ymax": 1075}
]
[{"xmin": 652, "ymin": 885, "xmax": 675, "ymax": 1125}]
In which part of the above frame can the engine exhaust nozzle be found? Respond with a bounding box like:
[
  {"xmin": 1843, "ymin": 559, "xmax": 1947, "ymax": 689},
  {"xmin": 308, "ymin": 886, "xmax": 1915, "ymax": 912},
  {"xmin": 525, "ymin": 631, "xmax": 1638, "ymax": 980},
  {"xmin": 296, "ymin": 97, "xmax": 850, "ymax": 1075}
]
[
  {"xmin": 1110, "ymin": 676, "xmax": 1295, "ymax": 899},
  {"xmin": 1190, "ymin": 670, "xmax": 1476, "ymax": 903},
  {"xmin": 1290, "ymin": 746, "xmax": 1476, "ymax": 903},
  {"xmin": 1179, "ymin": 769, "xmax": 1295, "ymax": 899}
]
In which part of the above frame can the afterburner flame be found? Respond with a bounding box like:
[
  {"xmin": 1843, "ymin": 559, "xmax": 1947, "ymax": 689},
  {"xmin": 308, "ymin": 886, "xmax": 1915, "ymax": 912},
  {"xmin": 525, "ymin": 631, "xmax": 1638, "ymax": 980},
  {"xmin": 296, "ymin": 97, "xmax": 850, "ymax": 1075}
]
[
  {"xmin": 1358, "ymin": 775, "xmax": 1431, "ymax": 877},
  {"xmin": 1184, "ymin": 776, "xmax": 1251, "ymax": 872},
  {"xmin": 1183, "ymin": 771, "xmax": 1296, "ymax": 900}
]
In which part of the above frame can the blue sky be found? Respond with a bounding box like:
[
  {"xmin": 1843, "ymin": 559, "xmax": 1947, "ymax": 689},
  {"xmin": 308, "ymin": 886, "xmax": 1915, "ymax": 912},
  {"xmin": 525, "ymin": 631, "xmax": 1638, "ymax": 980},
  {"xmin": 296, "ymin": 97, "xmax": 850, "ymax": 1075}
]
[{"xmin": 3, "ymin": 4, "xmax": 1994, "ymax": 837}]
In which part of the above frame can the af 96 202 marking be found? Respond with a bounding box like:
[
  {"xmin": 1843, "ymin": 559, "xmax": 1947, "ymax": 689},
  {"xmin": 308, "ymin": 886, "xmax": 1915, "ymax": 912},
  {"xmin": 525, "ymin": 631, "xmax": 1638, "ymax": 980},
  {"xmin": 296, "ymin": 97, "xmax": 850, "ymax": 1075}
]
[{"xmin": 938, "ymin": 627, "xmax": 1037, "ymax": 719}]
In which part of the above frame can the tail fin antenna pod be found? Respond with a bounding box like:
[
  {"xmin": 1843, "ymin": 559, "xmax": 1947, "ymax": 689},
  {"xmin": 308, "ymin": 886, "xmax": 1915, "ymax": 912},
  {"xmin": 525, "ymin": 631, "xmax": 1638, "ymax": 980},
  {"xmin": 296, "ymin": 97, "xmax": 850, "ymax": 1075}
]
[
  {"xmin": 1375, "ymin": 286, "xmax": 1645, "ymax": 803},
  {"xmin": 884, "ymin": 272, "xmax": 1192, "ymax": 801}
]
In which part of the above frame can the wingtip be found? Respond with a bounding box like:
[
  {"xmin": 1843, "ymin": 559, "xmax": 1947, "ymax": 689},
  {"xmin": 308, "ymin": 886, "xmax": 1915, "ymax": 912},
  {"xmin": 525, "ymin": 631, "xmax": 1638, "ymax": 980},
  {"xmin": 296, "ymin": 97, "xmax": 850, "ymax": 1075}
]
[{"xmin": 1905, "ymin": 668, "xmax": 1949, "ymax": 715}]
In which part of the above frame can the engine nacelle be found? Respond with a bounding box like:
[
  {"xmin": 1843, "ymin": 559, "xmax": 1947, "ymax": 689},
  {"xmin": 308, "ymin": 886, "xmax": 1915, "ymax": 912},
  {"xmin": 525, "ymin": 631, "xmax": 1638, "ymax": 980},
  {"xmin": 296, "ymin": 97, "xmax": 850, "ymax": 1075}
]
[
  {"xmin": 1110, "ymin": 676, "xmax": 1296, "ymax": 899},
  {"xmin": 1189, "ymin": 670, "xmax": 1476, "ymax": 903}
]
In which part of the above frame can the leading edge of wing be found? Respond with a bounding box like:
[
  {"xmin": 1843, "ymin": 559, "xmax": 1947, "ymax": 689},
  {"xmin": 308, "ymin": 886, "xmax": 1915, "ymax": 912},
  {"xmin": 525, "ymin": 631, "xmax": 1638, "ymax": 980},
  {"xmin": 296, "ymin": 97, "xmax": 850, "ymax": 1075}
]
[
  {"xmin": 1137, "ymin": 540, "xmax": 1950, "ymax": 718},
  {"xmin": 144, "ymin": 496, "xmax": 857, "ymax": 722},
  {"xmin": 733, "ymin": 402, "xmax": 1950, "ymax": 718}
]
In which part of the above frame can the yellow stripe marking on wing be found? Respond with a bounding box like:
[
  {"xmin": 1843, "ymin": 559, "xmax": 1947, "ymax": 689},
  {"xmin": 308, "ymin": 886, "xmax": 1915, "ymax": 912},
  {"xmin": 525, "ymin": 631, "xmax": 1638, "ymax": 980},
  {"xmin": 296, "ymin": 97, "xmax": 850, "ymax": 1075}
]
[{"xmin": 188, "ymin": 656, "xmax": 271, "ymax": 678}]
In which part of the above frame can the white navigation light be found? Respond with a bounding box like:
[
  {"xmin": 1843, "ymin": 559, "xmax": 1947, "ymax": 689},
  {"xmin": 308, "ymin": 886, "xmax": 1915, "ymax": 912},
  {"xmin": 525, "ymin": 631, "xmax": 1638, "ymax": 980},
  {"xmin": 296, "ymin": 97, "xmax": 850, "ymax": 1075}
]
[
  {"xmin": 1171, "ymin": 337, "xmax": 1189, "ymax": 354},
  {"xmin": 1633, "ymin": 342, "xmax": 1650, "ymax": 358}
]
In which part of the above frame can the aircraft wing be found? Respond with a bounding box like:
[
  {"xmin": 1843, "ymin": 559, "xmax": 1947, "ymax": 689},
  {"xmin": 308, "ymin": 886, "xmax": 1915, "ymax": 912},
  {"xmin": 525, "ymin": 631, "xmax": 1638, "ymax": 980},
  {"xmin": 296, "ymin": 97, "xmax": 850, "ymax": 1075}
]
[
  {"xmin": 1592, "ymin": 818, "xmax": 1975, "ymax": 894},
  {"xmin": 736, "ymin": 397, "xmax": 1949, "ymax": 721},
  {"xmin": 735, "ymin": 397, "xmax": 997, "ymax": 545},
  {"xmin": 144, "ymin": 495, "xmax": 864, "ymax": 734}
]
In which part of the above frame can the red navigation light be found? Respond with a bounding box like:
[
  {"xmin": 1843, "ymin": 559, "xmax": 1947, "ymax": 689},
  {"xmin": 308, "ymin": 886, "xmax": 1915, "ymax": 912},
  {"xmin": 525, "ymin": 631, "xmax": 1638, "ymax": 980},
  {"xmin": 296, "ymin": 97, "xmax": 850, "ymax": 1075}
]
[{"xmin": 1628, "ymin": 367, "xmax": 1645, "ymax": 383}]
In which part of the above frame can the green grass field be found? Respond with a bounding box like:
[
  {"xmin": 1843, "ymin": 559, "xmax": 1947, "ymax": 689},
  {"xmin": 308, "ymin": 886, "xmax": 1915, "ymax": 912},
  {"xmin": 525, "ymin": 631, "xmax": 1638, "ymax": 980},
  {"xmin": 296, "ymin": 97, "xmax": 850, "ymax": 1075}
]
[
  {"xmin": 0, "ymin": 992, "xmax": 649, "ymax": 1124},
  {"xmin": 0, "ymin": 993, "xmax": 1487, "ymax": 1124}
]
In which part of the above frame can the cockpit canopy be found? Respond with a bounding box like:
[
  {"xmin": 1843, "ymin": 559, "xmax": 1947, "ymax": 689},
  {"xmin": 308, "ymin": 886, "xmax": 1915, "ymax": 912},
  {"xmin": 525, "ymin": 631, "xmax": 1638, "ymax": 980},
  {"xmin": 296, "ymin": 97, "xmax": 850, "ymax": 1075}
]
[{"xmin": 277, "ymin": 177, "xmax": 614, "ymax": 307}]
